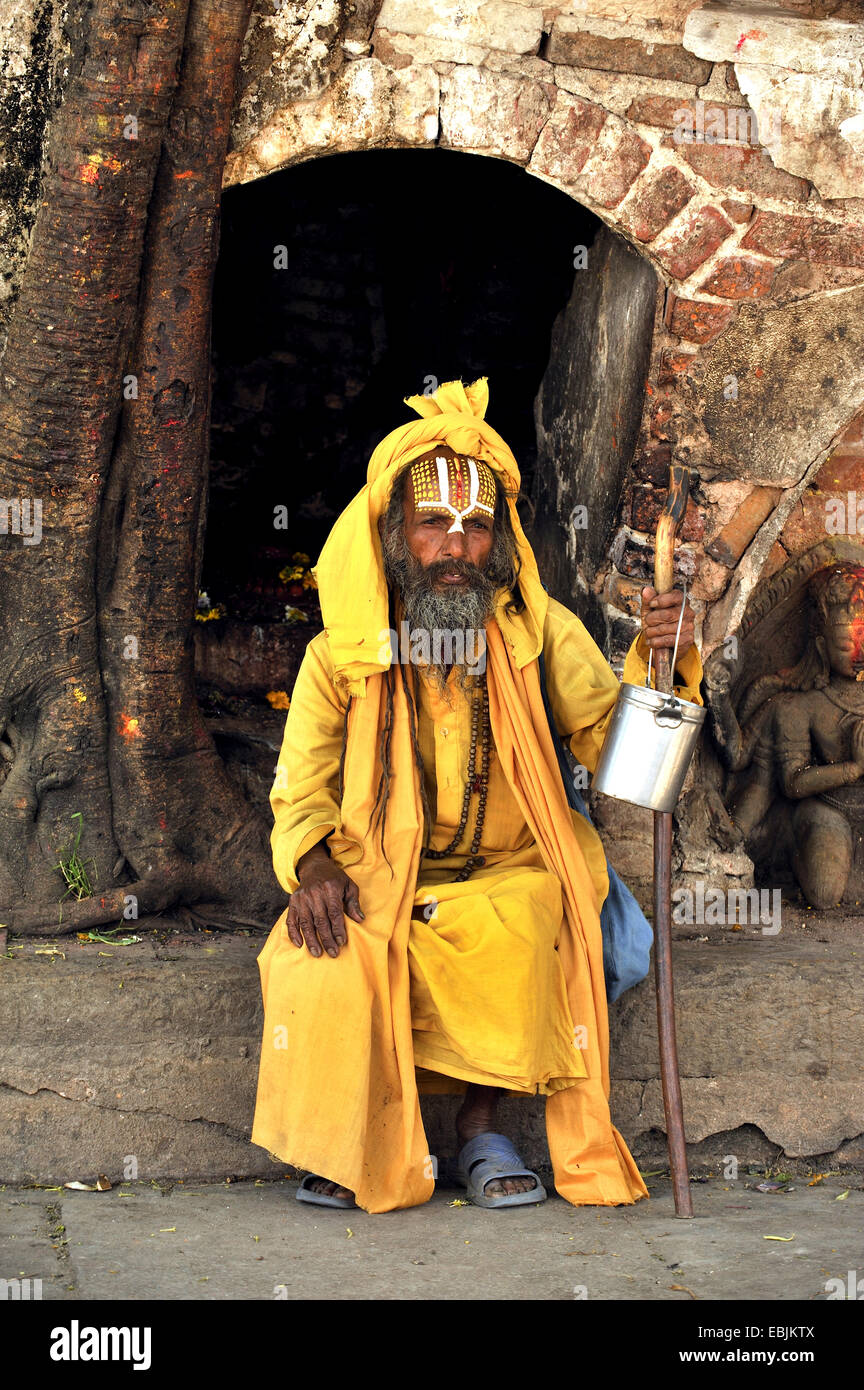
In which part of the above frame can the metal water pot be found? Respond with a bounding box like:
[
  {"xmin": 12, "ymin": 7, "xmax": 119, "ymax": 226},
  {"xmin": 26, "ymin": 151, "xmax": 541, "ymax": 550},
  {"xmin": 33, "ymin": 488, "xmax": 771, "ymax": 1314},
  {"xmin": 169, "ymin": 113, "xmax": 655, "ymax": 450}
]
[{"xmin": 592, "ymin": 583, "xmax": 706, "ymax": 813}]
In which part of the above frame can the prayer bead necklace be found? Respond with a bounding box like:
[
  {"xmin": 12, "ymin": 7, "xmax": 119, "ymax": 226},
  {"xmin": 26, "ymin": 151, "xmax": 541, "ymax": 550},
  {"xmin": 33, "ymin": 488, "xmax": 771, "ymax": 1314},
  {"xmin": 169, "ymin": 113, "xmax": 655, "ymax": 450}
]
[{"xmin": 421, "ymin": 673, "xmax": 490, "ymax": 883}]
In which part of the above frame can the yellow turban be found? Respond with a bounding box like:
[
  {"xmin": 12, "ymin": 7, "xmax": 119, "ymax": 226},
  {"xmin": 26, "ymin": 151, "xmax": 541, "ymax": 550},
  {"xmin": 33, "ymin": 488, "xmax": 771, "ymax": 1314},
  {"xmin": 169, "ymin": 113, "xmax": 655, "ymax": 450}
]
[{"xmin": 312, "ymin": 377, "xmax": 550, "ymax": 696}]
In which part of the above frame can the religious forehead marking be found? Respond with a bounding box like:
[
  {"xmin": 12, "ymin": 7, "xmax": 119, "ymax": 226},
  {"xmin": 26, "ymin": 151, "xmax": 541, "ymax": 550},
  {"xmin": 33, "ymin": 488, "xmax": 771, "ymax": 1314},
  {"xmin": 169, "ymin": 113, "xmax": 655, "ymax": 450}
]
[{"xmin": 410, "ymin": 454, "xmax": 496, "ymax": 534}]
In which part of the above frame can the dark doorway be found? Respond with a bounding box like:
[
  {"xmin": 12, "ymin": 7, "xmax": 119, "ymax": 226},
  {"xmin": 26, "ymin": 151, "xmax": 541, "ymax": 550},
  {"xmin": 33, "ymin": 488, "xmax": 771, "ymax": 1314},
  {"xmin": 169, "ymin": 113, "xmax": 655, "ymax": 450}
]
[{"xmin": 204, "ymin": 147, "xmax": 600, "ymax": 624}]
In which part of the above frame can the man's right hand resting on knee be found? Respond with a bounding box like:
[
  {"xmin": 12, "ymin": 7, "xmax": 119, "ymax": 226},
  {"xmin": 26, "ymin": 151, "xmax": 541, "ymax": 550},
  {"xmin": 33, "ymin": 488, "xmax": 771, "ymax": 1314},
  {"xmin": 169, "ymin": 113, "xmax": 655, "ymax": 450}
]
[{"xmin": 286, "ymin": 841, "xmax": 365, "ymax": 959}]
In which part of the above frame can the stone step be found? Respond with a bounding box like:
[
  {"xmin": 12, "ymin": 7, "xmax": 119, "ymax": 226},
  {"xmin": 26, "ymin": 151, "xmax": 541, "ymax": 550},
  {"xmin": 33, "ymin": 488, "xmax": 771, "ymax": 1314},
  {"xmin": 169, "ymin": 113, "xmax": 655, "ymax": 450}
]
[{"xmin": 2, "ymin": 924, "xmax": 862, "ymax": 1185}]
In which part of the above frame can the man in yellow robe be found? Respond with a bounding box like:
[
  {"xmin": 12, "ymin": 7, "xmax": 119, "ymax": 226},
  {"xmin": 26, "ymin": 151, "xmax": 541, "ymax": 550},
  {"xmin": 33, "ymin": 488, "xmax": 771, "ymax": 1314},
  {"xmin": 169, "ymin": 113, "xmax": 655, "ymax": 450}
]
[{"xmin": 251, "ymin": 377, "xmax": 703, "ymax": 1213}]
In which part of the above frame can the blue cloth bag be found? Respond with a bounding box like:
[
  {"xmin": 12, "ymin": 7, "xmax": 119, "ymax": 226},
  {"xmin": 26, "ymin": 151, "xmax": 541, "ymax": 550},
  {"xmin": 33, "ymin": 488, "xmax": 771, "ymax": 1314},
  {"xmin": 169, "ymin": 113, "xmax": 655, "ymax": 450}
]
[{"xmin": 537, "ymin": 648, "xmax": 653, "ymax": 1002}]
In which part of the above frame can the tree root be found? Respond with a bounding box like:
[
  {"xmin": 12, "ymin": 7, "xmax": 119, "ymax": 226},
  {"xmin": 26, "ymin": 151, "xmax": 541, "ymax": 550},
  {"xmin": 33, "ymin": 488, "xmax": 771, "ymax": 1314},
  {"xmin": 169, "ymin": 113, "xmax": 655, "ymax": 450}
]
[{"xmin": 1, "ymin": 868, "xmax": 283, "ymax": 936}]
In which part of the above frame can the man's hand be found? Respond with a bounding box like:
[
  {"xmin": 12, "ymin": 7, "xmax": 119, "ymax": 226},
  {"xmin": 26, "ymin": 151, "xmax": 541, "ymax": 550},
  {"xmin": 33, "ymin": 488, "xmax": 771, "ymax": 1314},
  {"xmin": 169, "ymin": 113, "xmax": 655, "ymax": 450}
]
[
  {"xmin": 287, "ymin": 842, "xmax": 364, "ymax": 958},
  {"xmin": 641, "ymin": 585, "xmax": 696, "ymax": 658}
]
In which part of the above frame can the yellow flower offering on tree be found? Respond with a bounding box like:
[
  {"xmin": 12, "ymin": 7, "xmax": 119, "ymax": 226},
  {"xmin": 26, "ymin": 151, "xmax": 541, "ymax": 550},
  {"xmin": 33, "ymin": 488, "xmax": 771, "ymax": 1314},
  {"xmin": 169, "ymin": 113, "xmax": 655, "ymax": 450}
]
[
  {"xmin": 266, "ymin": 691, "xmax": 291, "ymax": 710},
  {"xmin": 194, "ymin": 604, "xmax": 225, "ymax": 622}
]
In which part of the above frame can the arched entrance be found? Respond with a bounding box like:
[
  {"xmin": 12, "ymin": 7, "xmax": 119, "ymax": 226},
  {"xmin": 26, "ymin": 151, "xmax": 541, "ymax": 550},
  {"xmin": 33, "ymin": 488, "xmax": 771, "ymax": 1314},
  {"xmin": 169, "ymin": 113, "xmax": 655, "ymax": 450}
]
[{"xmin": 197, "ymin": 146, "xmax": 658, "ymax": 813}]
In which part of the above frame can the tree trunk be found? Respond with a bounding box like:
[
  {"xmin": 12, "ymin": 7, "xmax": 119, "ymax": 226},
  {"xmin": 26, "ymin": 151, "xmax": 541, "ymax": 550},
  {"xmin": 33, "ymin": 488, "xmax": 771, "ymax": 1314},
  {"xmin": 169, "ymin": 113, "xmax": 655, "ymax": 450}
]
[{"xmin": 0, "ymin": 0, "xmax": 283, "ymax": 934}]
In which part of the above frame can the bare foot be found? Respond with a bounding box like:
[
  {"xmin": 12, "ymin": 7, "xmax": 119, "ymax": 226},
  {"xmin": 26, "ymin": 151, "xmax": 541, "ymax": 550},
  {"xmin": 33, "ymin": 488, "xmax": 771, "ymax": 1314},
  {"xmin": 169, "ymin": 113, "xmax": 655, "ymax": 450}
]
[
  {"xmin": 455, "ymin": 1084, "xmax": 537, "ymax": 1198},
  {"xmin": 305, "ymin": 1176, "xmax": 354, "ymax": 1201}
]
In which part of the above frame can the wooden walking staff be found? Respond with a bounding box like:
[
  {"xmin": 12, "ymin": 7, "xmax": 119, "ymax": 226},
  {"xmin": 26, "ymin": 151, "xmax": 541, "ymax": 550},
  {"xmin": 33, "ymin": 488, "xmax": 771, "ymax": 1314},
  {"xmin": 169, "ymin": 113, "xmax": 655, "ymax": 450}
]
[{"xmin": 651, "ymin": 462, "xmax": 694, "ymax": 1218}]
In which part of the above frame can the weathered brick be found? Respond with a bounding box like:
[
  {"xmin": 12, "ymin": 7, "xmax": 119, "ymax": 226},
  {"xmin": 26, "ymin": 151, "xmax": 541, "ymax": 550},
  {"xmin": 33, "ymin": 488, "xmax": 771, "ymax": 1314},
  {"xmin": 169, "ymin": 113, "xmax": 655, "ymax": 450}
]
[
  {"xmin": 741, "ymin": 211, "xmax": 811, "ymax": 258},
  {"xmin": 633, "ymin": 444, "xmax": 673, "ymax": 483},
  {"xmin": 528, "ymin": 95, "xmax": 607, "ymax": 185},
  {"xmin": 780, "ymin": 490, "xmax": 842, "ymax": 555},
  {"xmin": 705, "ymin": 486, "xmax": 782, "ymax": 566},
  {"xmin": 628, "ymin": 486, "xmax": 704, "ymax": 541},
  {"xmin": 761, "ymin": 540, "xmax": 789, "ymax": 582},
  {"xmin": 654, "ymin": 205, "xmax": 735, "ymax": 280},
  {"xmin": 626, "ymin": 95, "xmax": 761, "ymax": 146},
  {"xmin": 698, "ymin": 254, "xmax": 776, "ymax": 299},
  {"xmin": 656, "ymin": 350, "xmax": 699, "ymax": 386},
  {"xmin": 604, "ymin": 570, "xmax": 645, "ymax": 617},
  {"xmin": 666, "ymin": 296, "xmax": 736, "ymax": 344},
  {"xmin": 546, "ymin": 24, "xmax": 712, "ymax": 84},
  {"xmin": 770, "ymin": 261, "xmax": 864, "ymax": 304},
  {"xmin": 580, "ymin": 129, "xmax": 651, "ymax": 209},
  {"xmin": 648, "ymin": 398, "xmax": 674, "ymax": 438},
  {"xmin": 623, "ymin": 165, "xmax": 696, "ymax": 242},
  {"xmin": 628, "ymin": 486, "xmax": 659, "ymax": 531},
  {"xmin": 742, "ymin": 212, "xmax": 864, "ymax": 267},
  {"xmin": 834, "ymin": 406, "xmax": 864, "ymax": 448},
  {"xmin": 721, "ymin": 197, "xmax": 754, "ymax": 225},
  {"xmin": 615, "ymin": 535, "xmax": 656, "ymax": 581},
  {"xmin": 724, "ymin": 65, "xmax": 741, "ymax": 93},
  {"xmin": 807, "ymin": 223, "xmax": 864, "ymax": 268},
  {"xmin": 440, "ymin": 69, "xmax": 558, "ymax": 164},
  {"xmin": 677, "ymin": 140, "xmax": 809, "ymax": 203},
  {"xmin": 814, "ymin": 447, "xmax": 864, "ymax": 493},
  {"xmin": 691, "ymin": 554, "xmax": 732, "ymax": 603}
]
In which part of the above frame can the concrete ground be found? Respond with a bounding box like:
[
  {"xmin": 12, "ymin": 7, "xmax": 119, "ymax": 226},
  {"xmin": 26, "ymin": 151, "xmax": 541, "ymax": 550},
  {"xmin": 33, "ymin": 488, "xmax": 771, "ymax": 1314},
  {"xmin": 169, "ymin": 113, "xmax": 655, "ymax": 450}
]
[{"xmin": 3, "ymin": 1171, "xmax": 862, "ymax": 1301}]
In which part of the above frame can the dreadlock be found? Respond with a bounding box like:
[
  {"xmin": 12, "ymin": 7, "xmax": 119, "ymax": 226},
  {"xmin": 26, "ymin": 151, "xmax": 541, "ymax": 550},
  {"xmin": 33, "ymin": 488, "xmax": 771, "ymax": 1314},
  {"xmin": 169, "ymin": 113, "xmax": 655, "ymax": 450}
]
[
  {"xmin": 368, "ymin": 666, "xmax": 397, "ymax": 879},
  {"xmin": 337, "ymin": 694, "xmax": 352, "ymax": 804},
  {"xmin": 402, "ymin": 657, "xmax": 435, "ymax": 849}
]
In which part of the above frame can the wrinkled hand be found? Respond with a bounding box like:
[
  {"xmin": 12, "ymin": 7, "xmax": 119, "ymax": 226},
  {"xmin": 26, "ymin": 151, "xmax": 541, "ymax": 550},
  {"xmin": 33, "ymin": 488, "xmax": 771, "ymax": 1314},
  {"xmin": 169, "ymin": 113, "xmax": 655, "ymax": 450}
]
[
  {"xmin": 287, "ymin": 848, "xmax": 364, "ymax": 958},
  {"xmin": 641, "ymin": 585, "xmax": 696, "ymax": 656}
]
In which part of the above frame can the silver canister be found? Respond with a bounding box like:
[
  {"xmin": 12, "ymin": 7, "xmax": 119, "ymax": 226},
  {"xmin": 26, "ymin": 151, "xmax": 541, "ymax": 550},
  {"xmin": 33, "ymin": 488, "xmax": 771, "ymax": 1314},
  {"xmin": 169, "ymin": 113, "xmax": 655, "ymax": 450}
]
[{"xmin": 591, "ymin": 581, "xmax": 706, "ymax": 813}]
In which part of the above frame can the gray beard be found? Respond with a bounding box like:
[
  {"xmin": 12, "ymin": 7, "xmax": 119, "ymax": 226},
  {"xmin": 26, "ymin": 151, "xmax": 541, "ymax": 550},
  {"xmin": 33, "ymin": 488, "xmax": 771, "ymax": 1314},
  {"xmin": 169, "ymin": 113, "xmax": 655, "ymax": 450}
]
[
  {"xmin": 401, "ymin": 580, "xmax": 491, "ymax": 635},
  {"xmin": 381, "ymin": 531, "xmax": 496, "ymax": 695}
]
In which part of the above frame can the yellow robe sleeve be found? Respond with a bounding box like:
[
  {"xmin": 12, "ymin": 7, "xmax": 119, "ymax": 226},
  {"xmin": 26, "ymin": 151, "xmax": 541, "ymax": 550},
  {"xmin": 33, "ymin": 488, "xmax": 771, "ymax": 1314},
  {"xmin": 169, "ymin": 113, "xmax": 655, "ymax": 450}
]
[
  {"xmin": 541, "ymin": 597, "xmax": 703, "ymax": 776},
  {"xmin": 270, "ymin": 630, "xmax": 348, "ymax": 894}
]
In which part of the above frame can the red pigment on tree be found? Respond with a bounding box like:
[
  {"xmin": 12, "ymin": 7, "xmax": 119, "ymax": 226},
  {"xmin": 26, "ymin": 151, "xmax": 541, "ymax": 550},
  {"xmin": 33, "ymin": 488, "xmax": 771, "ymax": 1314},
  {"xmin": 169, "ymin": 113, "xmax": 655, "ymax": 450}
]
[{"xmin": 0, "ymin": 0, "xmax": 280, "ymax": 937}]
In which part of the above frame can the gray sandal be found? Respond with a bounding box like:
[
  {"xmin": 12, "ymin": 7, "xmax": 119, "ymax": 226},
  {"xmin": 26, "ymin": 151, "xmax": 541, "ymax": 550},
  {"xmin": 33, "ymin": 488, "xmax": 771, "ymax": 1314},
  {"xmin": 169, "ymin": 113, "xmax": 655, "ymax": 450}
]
[
  {"xmin": 455, "ymin": 1131, "xmax": 547, "ymax": 1209},
  {"xmin": 296, "ymin": 1172, "xmax": 356, "ymax": 1209}
]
